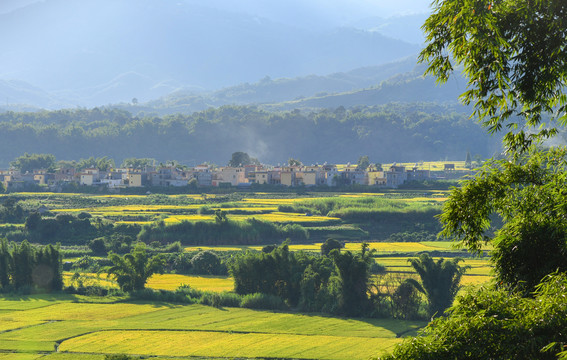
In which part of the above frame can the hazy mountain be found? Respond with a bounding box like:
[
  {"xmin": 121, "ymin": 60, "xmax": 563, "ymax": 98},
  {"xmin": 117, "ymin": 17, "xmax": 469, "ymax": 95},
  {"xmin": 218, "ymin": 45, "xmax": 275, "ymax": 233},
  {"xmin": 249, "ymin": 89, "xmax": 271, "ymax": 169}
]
[
  {"xmin": 264, "ymin": 69, "xmax": 468, "ymax": 111},
  {"xmin": 0, "ymin": 0, "xmax": 420, "ymax": 107},
  {"xmin": 200, "ymin": 0, "xmax": 432, "ymax": 31},
  {"xmin": 0, "ymin": 80, "xmax": 70, "ymax": 109},
  {"xmin": 116, "ymin": 59, "xmax": 463, "ymax": 115},
  {"xmin": 349, "ymin": 13, "xmax": 430, "ymax": 44}
]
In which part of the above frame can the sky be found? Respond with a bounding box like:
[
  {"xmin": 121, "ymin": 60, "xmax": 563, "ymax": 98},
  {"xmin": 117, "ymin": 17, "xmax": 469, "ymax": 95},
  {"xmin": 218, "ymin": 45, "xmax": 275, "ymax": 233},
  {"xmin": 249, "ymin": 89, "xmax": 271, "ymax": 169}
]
[
  {"xmin": 1, "ymin": 0, "xmax": 432, "ymax": 23},
  {"xmin": 0, "ymin": 0, "xmax": 433, "ymax": 107}
]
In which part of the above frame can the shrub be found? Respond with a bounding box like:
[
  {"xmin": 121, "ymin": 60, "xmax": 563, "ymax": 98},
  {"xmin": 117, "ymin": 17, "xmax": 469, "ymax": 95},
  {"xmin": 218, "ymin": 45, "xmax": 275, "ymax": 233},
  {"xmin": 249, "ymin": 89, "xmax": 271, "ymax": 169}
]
[
  {"xmin": 199, "ymin": 291, "xmax": 242, "ymax": 308},
  {"xmin": 240, "ymin": 293, "xmax": 288, "ymax": 310}
]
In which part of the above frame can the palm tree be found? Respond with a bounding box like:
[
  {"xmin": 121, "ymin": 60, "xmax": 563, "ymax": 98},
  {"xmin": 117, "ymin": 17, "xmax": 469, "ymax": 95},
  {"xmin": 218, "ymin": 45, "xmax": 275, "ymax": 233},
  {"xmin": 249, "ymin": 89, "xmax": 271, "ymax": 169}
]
[
  {"xmin": 105, "ymin": 244, "xmax": 164, "ymax": 291},
  {"xmin": 407, "ymin": 253, "xmax": 469, "ymax": 317}
]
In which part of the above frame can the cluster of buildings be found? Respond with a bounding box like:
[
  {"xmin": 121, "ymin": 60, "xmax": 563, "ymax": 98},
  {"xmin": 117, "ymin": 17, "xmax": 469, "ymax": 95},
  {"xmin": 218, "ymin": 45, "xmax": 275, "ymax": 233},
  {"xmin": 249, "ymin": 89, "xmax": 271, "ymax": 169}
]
[{"xmin": 0, "ymin": 163, "xmax": 463, "ymax": 191}]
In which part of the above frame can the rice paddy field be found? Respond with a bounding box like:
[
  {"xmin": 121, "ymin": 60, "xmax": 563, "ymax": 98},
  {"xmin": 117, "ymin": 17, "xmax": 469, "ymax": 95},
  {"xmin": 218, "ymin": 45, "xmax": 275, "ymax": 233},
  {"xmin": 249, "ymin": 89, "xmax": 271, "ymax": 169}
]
[
  {"xmin": 0, "ymin": 295, "xmax": 425, "ymax": 360},
  {"xmin": 0, "ymin": 189, "xmax": 496, "ymax": 359},
  {"xmin": 3, "ymin": 190, "xmax": 446, "ymax": 225}
]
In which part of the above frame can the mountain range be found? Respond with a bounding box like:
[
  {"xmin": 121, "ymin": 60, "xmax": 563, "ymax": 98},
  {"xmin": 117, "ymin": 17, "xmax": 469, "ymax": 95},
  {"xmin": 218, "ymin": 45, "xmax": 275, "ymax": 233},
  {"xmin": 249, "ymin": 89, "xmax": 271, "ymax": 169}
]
[{"xmin": 0, "ymin": 0, "xmax": 431, "ymax": 109}]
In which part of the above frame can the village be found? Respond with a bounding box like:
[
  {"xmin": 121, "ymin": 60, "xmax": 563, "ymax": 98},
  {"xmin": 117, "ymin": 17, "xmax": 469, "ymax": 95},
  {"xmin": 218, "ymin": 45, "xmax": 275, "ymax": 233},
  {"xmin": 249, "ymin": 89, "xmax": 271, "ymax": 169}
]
[{"xmin": 0, "ymin": 161, "xmax": 469, "ymax": 191}]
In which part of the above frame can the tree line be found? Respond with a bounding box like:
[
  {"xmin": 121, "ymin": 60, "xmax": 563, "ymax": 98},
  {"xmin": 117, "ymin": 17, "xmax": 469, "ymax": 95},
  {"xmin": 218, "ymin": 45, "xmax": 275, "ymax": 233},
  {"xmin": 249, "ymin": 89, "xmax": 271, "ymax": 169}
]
[{"xmin": 0, "ymin": 103, "xmax": 498, "ymax": 167}]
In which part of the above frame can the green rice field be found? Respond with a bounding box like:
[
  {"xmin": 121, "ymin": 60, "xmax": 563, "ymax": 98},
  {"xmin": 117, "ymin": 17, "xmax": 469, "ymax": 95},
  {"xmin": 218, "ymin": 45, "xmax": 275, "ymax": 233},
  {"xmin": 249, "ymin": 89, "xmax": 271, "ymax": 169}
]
[{"xmin": 0, "ymin": 295, "xmax": 425, "ymax": 360}]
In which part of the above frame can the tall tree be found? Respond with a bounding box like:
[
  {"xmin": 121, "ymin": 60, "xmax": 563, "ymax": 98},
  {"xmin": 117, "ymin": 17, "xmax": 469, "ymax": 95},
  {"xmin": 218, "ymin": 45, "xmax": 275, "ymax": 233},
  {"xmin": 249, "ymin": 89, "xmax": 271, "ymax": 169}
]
[
  {"xmin": 288, "ymin": 158, "xmax": 302, "ymax": 167},
  {"xmin": 379, "ymin": 1, "xmax": 567, "ymax": 358},
  {"xmin": 330, "ymin": 243, "xmax": 374, "ymax": 316},
  {"xmin": 12, "ymin": 240, "xmax": 35, "ymax": 289},
  {"xmin": 35, "ymin": 244, "xmax": 63, "ymax": 291},
  {"xmin": 228, "ymin": 152, "xmax": 258, "ymax": 167},
  {"xmin": 406, "ymin": 253, "xmax": 468, "ymax": 317},
  {"xmin": 439, "ymin": 148, "xmax": 567, "ymax": 294},
  {"xmin": 356, "ymin": 155, "xmax": 370, "ymax": 171},
  {"xmin": 10, "ymin": 153, "xmax": 56, "ymax": 173},
  {"xmin": 0, "ymin": 238, "xmax": 10, "ymax": 288},
  {"xmin": 77, "ymin": 156, "xmax": 115, "ymax": 171},
  {"xmin": 105, "ymin": 244, "xmax": 164, "ymax": 292},
  {"xmin": 421, "ymin": 0, "xmax": 567, "ymax": 154}
]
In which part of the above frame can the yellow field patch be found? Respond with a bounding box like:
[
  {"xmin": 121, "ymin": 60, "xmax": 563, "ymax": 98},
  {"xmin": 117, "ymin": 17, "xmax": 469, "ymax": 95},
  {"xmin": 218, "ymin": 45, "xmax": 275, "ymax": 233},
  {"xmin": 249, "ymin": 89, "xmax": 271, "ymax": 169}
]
[
  {"xmin": 241, "ymin": 197, "xmax": 319, "ymax": 205},
  {"xmin": 0, "ymin": 354, "xmax": 44, "ymax": 360},
  {"xmin": 59, "ymin": 329, "xmax": 400, "ymax": 360},
  {"xmin": 400, "ymin": 197, "xmax": 448, "ymax": 202},
  {"xmin": 343, "ymin": 242, "xmax": 451, "ymax": 253},
  {"xmin": 338, "ymin": 193, "xmax": 385, "ymax": 198},
  {"xmin": 0, "ymin": 319, "xmax": 46, "ymax": 332},
  {"xmin": 146, "ymin": 274, "xmax": 233, "ymax": 292},
  {"xmin": 163, "ymin": 212, "xmax": 339, "ymax": 224},
  {"xmin": 63, "ymin": 272, "xmax": 119, "ymax": 289},
  {"xmin": 0, "ymin": 303, "xmax": 167, "ymax": 322},
  {"xmin": 54, "ymin": 204, "xmax": 202, "ymax": 213}
]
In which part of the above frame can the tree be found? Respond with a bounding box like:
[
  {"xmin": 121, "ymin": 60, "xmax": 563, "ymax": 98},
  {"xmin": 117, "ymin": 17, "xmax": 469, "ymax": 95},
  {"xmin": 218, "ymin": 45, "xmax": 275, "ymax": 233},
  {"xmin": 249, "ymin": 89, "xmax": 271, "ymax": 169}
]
[
  {"xmin": 320, "ymin": 238, "xmax": 342, "ymax": 256},
  {"xmin": 330, "ymin": 243, "xmax": 374, "ymax": 316},
  {"xmin": 420, "ymin": 0, "xmax": 567, "ymax": 154},
  {"xmin": 12, "ymin": 240, "xmax": 35, "ymax": 289},
  {"xmin": 0, "ymin": 238, "xmax": 10, "ymax": 288},
  {"xmin": 77, "ymin": 157, "xmax": 115, "ymax": 171},
  {"xmin": 439, "ymin": 148, "xmax": 567, "ymax": 294},
  {"xmin": 406, "ymin": 253, "xmax": 468, "ymax": 317},
  {"xmin": 228, "ymin": 152, "xmax": 258, "ymax": 167},
  {"xmin": 214, "ymin": 209, "xmax": 228, "ymax": 224},
  {"xmin": 10, "ymin": 153, "xmax": 56, "ymax": 173},
  {"xmin": 191, "ymin": 250, "xmax": 222, "ymax": 275},
  {"xmin": 25, "ymin": 212, "xmax": 41, "ymax": 232},
  {"xmin": 288, "ymin": 158, "xmax": 302, "ymax": 167},
  {"xmin": 35, "ymin": 244, "xmax": 63, "ymax": 291},
  {"xmin": 356, "ymin": 155, "xmax": 370, "ymax": 171},
  {"xmin": 465, "ymin": 150, "xmax": 472, "ymax": 169},
  {"xmin": 121, "ymin": 158, "xmax": 155, "ymax": 169},
  {"xmin": 380, "ymin": 2, "xmax": 567, "ymax": 358},
  {"xmin": 105, "ymin": 244, "xmax": 164, "ymax": 291}
]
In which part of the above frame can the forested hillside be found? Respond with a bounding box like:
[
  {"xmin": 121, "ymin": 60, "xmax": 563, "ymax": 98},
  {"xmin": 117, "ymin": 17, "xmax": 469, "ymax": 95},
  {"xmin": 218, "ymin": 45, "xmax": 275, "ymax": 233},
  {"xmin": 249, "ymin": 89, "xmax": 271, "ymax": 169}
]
[{"xmin": 0, "ymin": 103, "xmax": 500, "ymax": 166}]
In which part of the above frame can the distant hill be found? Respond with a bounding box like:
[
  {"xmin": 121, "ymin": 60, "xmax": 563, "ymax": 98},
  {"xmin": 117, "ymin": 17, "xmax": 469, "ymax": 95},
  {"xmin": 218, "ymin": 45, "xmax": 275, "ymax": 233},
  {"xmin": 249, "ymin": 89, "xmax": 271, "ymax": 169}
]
[
  {"xmin": 0, "ymin": 0, "xmax": 420, "ymax": 107},
  {"xmin": 263, "ymin": 68, "xmax": 468, "ymax": 111},
  {"xmin": 116, "ymin": 60, "xmax": 465, "ymax": 115},
  {"xmin": 0, "ymin": 80, "xmax": 70, "ymax": 109}
]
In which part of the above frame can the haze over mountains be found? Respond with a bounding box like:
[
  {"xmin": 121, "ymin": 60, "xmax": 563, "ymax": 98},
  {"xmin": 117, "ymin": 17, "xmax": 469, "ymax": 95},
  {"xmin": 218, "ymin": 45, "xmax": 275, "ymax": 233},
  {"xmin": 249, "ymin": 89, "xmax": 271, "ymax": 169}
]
[{"xmin": 0, "ymin": 0, "xmax": 444, "ymax": 110}]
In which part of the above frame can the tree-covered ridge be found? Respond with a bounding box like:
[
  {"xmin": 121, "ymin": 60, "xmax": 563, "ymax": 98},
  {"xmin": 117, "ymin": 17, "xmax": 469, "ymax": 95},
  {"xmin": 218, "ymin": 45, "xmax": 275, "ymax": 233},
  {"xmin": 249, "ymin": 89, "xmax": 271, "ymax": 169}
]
[{"xmin": 0, "ymin": 103, "xmax": 499, "ymax": 167}]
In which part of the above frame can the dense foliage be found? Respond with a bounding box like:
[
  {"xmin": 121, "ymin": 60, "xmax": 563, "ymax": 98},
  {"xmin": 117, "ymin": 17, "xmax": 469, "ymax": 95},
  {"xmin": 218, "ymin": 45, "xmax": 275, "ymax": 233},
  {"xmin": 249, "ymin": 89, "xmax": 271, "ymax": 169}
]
[
  {"xmin": 0, "ymin": 103, "xmax": 496, "ymax": 167},
  {"xmin": 0, "ymin": 238, "xmax": 62, "ymax": 292},
  {"xmin": 105, "ymin": 243, "xmax": 165, "ymax": 292},
  {"xmin": 230, "ymin": 242, "xmax": 379, "ymax": 316},
  {"xmin": 439, "ymin": 149, "xmax": 567, "ymax": 294},
  {"xmin": 421, "ymin": 0, "xmax": 567, "ymax": 153},
  {"xmin": 379, "ymin": 273, "xmax": 567, "ymax": 360},
  {"xmin": 406, "ymin": 253, "xmax": 468, "ymax": 317},
  {"xmin": 382, "ymin": 0, "xmax": 567, "ymax": 358},
  {"xmin": 137, "ymin": 218, "xmax": 308, "ymax": 245}
]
